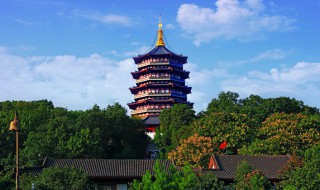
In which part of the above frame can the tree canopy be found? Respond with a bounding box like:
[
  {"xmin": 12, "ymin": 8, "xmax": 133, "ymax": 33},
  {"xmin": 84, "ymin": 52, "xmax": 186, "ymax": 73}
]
[
  {"xmin": 0, "ymin": 100, "xmax": 149, "ymax": 187},
  {"xmin": 1, "ymin": 91, "xmax": 320, "ymax": 188}
]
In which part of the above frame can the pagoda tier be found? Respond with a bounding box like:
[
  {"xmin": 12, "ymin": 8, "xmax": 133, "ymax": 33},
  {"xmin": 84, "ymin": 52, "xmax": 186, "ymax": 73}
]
[
  {"xmin": 131, "ymin": 67, "xmax": 190, "ymax": 79},
  {"xmin": 128, "ymin": 19, "xmax": 193, "ymax": 121},
  {"xmin": 129, "ymin": 83, "xmax": 192, "ymax": 94},
  {"xmin": 133, "ymin": 90, "xmax": 187, "ymax": 101},
  {"xmin": 128, "ymin": 99, "xmax": 193, "ymax": 110}
]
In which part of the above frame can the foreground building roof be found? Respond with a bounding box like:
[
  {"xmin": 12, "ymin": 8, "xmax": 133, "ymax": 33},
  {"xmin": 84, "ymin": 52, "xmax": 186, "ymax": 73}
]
[
  {"xmin": 207, "ymin": 155, "xmax": 290, "ymax": 181},
  {"xmin": 25, "ymin": 155, "xmax": 290, "ymax": 182}
]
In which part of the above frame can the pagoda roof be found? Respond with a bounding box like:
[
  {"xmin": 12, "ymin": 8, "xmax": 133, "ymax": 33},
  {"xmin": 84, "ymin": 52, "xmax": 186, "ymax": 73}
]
[
  {"xmin": 133, "ymin": 46, "xmax": 187, "ymax": 63},
  {"xmin": 127, "ymin": 99, "xmax": 175, "ymax": 109},
  {"xmin": 143, "ymin": 116, "xmax": 160, "ymax": 126}
]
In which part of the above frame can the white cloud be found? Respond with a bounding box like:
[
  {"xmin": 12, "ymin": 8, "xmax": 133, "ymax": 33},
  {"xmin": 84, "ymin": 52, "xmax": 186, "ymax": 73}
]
[
  {"xmin": 177, "ymin": 0, "xmax": 296, "ymax": 45},
  {"xmin": 185, "ymin": 63, "xmax": 229, "ymax": 85},
  {"xmin": 184, "ymin": 62, "xmax": 229, "ymax": 112},
  {"xmin": 250, "ymin": 49, "xmax": 290, "ymax": 62},
  {"xmin": 123, "ymin": 45, "xmax": 151, "ymax": 57},
  {"xmin": 221, "ymin": 62, "xmax": 320, "ymax": 106},
  {"xmin": 76, "ymin": 10, "xmax": 132, "ymax": 26},
  {"xmin": 166, "ymin": 23, "xmax": 176, "ymax": 30},
  {"xmin": 0, "ymin": 53, "xmax": 136, "ymax": 111},
  {"xmin": 0, "ymin": 46, "xmax": 11, "ymax": 53},
  {"xmin": 217, "ymin": 49, "xmax": 291, "ymax": 67},
  {"xmin": 14, "ymin": 18, "xmax": 35, "ymax": 25}
]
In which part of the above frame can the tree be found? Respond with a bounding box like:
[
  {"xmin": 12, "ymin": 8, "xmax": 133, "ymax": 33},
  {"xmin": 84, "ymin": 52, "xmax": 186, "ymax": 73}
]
[
  {"xmin": 279, "ymin": 145, "xmax": 320, "ymax": 190},
  {"xmin": 0, "ymin": 172, "xmax": 14, "ymax": 190},
  {"xmin": 66, "ymin": 127, "xmax": 103, "ymax": 158},
  {"xmin": 155, "ymin": 104, "xmax": 195, "ymax": 153},
  {"xmin": 239, "ymin": 94, "xmax": 268, "ymax": 126},
  {"xmin": 234, "ymin": 161, "xmax": 270, "ymax": 190},
  {"xmin": 20, "ymin": 167, "xmax": 93, "ymax": 190},
  {"xmin": 168, "ymin": 134, "xmax": 214, "ymax": 168},
  {"xmin": 130, "ymin": 160, "xmax": 200, "ymax": 190},
  {"xmin": 198, "ymin": 171, "xmax": 224, "ymax": 190},
  {"xmin": 195, "ymin": 112, "xmax": 254, "ymax": 154},
  {"xmin": 206, "ymin": 91, "xmax": 240, "ymax": 114},
  {"xmin": 239, "ymin": 113, "xmax": 320, "ymax": 155}
]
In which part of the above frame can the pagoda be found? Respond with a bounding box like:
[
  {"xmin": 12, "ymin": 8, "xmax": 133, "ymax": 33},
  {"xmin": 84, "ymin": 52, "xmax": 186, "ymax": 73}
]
[{"xmin": 128, "ymin": 19, "xmax": 193, "ymax": 133}]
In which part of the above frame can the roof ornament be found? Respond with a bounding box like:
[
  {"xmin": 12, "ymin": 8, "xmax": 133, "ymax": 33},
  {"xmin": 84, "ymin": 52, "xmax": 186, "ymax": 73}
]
[{"xmin": 156, "ymin": 15, "xmax": 165, "ymax": 47}]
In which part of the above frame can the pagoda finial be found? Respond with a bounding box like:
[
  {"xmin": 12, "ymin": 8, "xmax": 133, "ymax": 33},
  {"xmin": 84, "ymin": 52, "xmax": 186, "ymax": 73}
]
[{"xmin": 156, "ymin": 15, "xmax": 165, "ymax": 47}]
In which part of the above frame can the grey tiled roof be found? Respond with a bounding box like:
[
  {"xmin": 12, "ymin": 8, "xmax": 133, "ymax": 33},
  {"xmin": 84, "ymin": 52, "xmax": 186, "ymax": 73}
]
[
  {"xmin": 133, "ymin": 46, "xmax": 188, "ymax": 63},
  {"xmin": 38, "ymin": 159, "xmax": 172, "ymax": 179},
  {"xmin": 148, "ymin": 46, "xmax": 173, "ymax": 55},
  {"xmin": 143, "ymin": 116, "xmax": 160, "ymax": 125},
  {"xmin": 24, "ymin": 155, "xmax": 290, "ymax": 182},
  {"xmin": 209, "ymin": 155, "xmax": 290, "ymax": 181}
]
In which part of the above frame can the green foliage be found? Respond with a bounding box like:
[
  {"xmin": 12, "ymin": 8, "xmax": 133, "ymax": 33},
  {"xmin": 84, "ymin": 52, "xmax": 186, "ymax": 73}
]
[
  {"xmin": 66, "ymin": 127, "xmax": 102, "ymax": 158},
  {"xmin": 206, "ymin": 92, "xmax": 319, "ymax": 125},
  {"xmin": 195, "ymin": 112, "xmax": 254, "ymax": 154},
  {"xmin": 155, "ymin": 104, "xmax": 195, "ymax": 153},
  {"xmin": 238, "ymin": 139, "xmax": 283, "ymax": 155},
  {"xmin": 234, "ymin": 161, "xmax": 270, "ymax": 190},
  {"xmin": 207, "ymin": 91, "xmax": 240, "ymax": 114},
  {"xmin": 279, "ymin": 145, "xmax": 320, "ymax": 190},
  {"xmin": 0, "ymin": 171, "xmax": 14, "ymax": 190},
  {"xmin": 234, "ymin": 161, "xmax": 253, "ymax": 185},
  {"xmin": 239, "ymin": 113, "xmax": 320, "ymax": 155},
  {"xmin": 130, "ymin": 161, "xmax": 200, "ymax": 190},
  {"xmin": 20, "ymin": 167, "xmax": 93, "ymax": 190},
  {"xmin": 198, "ymin": 172, "xmax": 224, "ymax": 190},
  {"xmin": 1, "ymin": 92, "xmax": 320, "ymax": 188},
  {"xmin": 0, "ymin": 100, "xmax": 149, "ymax": 187}
]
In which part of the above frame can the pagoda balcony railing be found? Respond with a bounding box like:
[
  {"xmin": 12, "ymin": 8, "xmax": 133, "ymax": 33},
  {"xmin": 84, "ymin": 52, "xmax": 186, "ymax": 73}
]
[
  {"xmin": 138, "ymin": 61, "xmax": 183, "ymax": 69},
  {"xmin": 131, "ymin": 109, "xmax": 162, "ymax": 115},
  {"xmin": 131, "ymin": 83, "xmax": 191, "ymax": 89},
  {"xmin": 136, "ymin": 77, "xmax": 184, "ymax": 83},
  {"xmin": 134, "ymin": 93, "xmax": 187, "ymax": 99}
]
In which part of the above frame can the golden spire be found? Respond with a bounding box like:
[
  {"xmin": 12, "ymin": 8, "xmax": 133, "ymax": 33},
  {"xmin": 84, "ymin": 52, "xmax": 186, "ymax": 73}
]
[{"xmin": 156, "ymin": 15, "xmax": 165, "ymax": 47}]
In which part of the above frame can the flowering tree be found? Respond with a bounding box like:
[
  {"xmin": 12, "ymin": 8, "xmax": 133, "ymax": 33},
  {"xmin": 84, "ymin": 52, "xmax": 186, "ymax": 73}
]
[
  {"xmin": 279, "ymin": 145, "xmax": 320, "ymax": 190},
  {"xmin": 239, "ymin": 113, "xmax": 320, "ymax": 155},
  {"xmin": 168, "ymin": 134, "xmax": 214, "ymax": 168},
  {"xmin": 194, "ymin": 112, "xmax": 254, "ymax": 154}
]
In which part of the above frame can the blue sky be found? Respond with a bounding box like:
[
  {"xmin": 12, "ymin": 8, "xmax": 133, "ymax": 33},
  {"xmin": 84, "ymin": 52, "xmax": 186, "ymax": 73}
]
[{"xmin": 1, "ymin": 0, "xmax": 320, "ymax": 112}]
